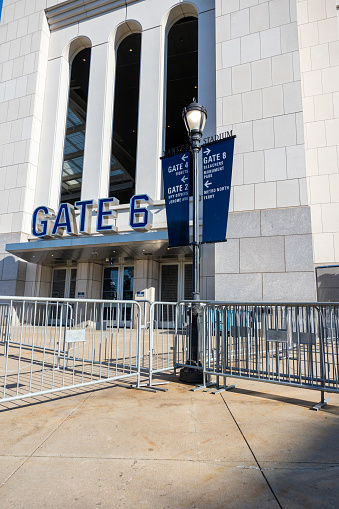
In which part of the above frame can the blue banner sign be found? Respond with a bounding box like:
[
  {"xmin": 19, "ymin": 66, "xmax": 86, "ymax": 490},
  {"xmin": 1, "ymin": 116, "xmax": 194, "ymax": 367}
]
[
  {"xmin": 202, "ymin": 137, "xmax": 235, "ymax": 243},
  {"xmin": 162, "ymin": 151, "xmax": 190, "ymax": 247},
  {"xmin": 0, "ymin": 1, "xmax": 3, "ymax": 22}
]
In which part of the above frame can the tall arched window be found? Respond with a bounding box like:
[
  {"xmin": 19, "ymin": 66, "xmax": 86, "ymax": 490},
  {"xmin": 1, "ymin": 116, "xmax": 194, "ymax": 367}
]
[
  {"xmin": 61, "ymin": 46, "xmax": 91, "ymax": 205},
  {"xmin": 165, "ymin": 17, "xmax": 198, "ymax": 151},
  {"xmin": 109, "ymin": 33, "xmax": 141, "ymax": 203}
]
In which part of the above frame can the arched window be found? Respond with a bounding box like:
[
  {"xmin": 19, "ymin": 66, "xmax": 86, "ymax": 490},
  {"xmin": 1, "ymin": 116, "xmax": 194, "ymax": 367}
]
[
  {"xmin": 61, "ymin": 47, "xmax": 91, "ymax": 205},
  {"xmin": 109, "ymin": 33, "xmax": 141, "ymax": 203},
  {"xmin": 165, "ymin": 16, "xmax": 198, "ymax": 151}
]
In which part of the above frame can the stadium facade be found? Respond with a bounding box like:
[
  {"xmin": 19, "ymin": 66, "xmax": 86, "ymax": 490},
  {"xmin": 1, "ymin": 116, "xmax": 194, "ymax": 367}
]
[{"xmin": 0, "ymin": 0, "xmax": 339, "ymax": 303}]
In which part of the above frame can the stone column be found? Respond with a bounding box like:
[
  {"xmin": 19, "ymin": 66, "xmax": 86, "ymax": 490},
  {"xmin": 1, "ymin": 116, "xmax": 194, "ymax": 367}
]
[
  {"xmin": 35, "ymin": 56, "xmax": 69, "ymax": 211},
  {"xmin": 135, "ymin": 26, "xmax": 164, "ymax": 200},
  {"xmin": 81, "ymin": 42, "xmax": 115, "ymax": 201},
  {"xmin": 198, "ymin": 8, "xmax": 216, "ymax": 141},
  {"xmin": 75, "ymin": 262, "xmax": 103, "ymax": 299}
]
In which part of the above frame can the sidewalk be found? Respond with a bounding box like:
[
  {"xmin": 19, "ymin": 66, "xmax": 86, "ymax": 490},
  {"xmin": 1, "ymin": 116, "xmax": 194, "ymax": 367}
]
[{"xmin": 0, "ymin": 376, "xmax": 338, "ymax": 508}]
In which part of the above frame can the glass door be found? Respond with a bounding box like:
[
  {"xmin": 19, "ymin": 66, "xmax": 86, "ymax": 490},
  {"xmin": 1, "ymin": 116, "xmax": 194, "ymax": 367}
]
[
  {"xmin": 122, "ymin": 266, "xmax": 134, "ymax": 324},
  {"xmin": 160, "ymin": 262, "xmax": 192, "ymax": 327},
  {"xmin": 102, "ymin": 266, "xmax": 134, "ymax": 326},
  {"xmin": 50, "ymin": 268, "xmax": 77, "ymax": 324},
  {"xmin": 160, "ymin": 264, "xmax": 178, "ymax": 327},
  {"xmin": 102, "ymin": 267, "xmax": 119, "ymax": 324}
]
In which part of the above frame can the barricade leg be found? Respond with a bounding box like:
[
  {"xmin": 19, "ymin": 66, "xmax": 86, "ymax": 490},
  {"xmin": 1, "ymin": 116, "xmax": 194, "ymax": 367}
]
[
  {"xmin": 312, "ymin": 309, "xmax": 331, "ymax": 410},
  {"xmin": 191, "ymin": 305, "xmax": 219, "ymax": 392},
  {"xmin": 312, "ymin": 391, "xmax": 331, "ymax": 411},
  {"xmin": 211, "ymin": 376, "xmax": 236, "ymax": 394}
]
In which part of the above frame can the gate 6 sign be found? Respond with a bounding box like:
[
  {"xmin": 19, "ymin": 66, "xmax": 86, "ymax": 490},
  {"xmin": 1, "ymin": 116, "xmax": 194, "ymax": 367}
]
[
  {"xmin": 31, "ymin": 195, "xmax": 153, "ymax": 238},
  {"xmin": 202, "ymin": 137, "xmax": 235, "ymax": 243}
]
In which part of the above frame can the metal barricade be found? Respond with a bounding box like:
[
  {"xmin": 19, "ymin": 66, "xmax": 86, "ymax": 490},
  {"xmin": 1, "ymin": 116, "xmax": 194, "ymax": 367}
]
[
  {"xmin": 137, "ymin": 300, "xmax": 151, "ymax": 371},
  {"xmin": 140, "ymin": 302, "xmax": 179, "ymax": 389},
  {"xmin": 2, "ymin": 297, "xmax": 339, "ymax": 407},
  {"xmin": 202, "ymin": 302, "xmax": 339, "ymax": 407},
  {"xmin": 137, "ymin": 301, "xmax": 194, "ymax": 389},
  {"xmin": 0, "ymin": 297, "xmax": 142, "ymax": 403},
  {"xmin": 174, "ymin": 300, "xmax": 206, "ymax": 370},
  {"xmin": 144, "ymin": 300, "xmax": 207, "ymax": 389},
  {"xmin": 0, "ymin": 302, "xmax": 9, "ymax": 347},
  {"xmin": 0, "ymin": 300, "xmax": 74, "ymax": 354}
]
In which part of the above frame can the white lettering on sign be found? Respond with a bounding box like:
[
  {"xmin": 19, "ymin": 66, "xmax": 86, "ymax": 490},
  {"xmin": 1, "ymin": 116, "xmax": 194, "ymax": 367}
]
[
  {"xmin": 168, "ymin": 163, "xmax": 183, "ymax": 172},
  {"xmin": 203, "ymin": 153, "xmax": 221, "ymax": 164},
  {"xmin": 168, "ymin": 185, "xmax": 183, "ymax": 194}
]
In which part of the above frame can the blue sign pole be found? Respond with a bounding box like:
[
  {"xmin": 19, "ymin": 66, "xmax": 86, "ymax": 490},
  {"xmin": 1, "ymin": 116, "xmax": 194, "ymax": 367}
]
[
  {"xmin": 202, "ymin": 137, "xmax": 235, "ymax": 243},
  {"xmin": 162, "ymin": 151, "xmax": 190, "ymax": 247}
]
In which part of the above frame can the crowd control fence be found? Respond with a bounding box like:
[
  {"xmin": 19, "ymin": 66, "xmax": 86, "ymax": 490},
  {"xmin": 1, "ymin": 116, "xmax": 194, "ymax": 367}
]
[
  {"xmin": 142, "ymin": 300, "xmax": 339, "ymax": 407},
  {"xmin": 0, "ymin": 297, "xmax": 143, "ymax": 403},
  {"xmin": 198, "ymin": 302, "xmax": 339, "ymax": 409},
  {"xmin": 141, "ymin": 301, "xmax": 211, "ymax": 390},
  {"xmin": 1, "ymin": 298, "xmax": 339, "ymax": 408},
  {"xmin": 144, "ymin": 301, "xmax": 190, "ymax": 388}
]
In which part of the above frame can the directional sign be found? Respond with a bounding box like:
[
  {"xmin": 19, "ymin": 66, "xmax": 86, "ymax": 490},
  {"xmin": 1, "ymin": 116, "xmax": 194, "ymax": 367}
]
[
  {"xmin": 202, "ymin": 137, "xmax": 235, "ymax": 243},
  {"xmin": 162, "ymin": 151, "xmax": 190, "ymax": 247}
]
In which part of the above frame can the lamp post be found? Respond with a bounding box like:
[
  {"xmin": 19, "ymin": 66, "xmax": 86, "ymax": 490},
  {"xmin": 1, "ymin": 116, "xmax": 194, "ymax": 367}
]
[{"xmin": 181, "ymin": 98, "xmax": 207, "ymax": 373}]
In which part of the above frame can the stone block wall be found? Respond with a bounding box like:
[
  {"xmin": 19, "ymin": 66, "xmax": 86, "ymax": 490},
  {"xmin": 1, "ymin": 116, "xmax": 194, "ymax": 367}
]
[
  {"xmin": 296, "ymin": 0, "xmax": 339, "ymax": 265},
  {"xmin": 215, "ymin": 0, "xmax": 307, "ymax": 213},
  {"xmin": 0, "ymin": 0, "xmax": 50, "ymax": 295},
  {"xmin": 215, "ymin": 206, "xmax": 316, "ymax": 301}
]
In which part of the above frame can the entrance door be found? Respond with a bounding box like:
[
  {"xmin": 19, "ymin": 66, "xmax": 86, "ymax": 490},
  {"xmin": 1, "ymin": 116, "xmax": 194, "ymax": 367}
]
[
  {"xmin": 160, "ymin": 262, "xmax": 192, "ymax": 327},
  {"xmin": 50, "ymin": 268, "xmax": 77, "ymax": 324},
  {"xmin": 102, "ymin": 266, "xmax": 134, "ymax": 326},
  {"xmin": 160, "ymin": 262, "xmax": 192, "ymax": 302}
]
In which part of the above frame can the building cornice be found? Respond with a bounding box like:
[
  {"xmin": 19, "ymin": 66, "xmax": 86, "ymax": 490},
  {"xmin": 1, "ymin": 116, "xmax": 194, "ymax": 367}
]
[{"xmin": 46, "ymin": 0, "xmax": 140, "ymax": 32}]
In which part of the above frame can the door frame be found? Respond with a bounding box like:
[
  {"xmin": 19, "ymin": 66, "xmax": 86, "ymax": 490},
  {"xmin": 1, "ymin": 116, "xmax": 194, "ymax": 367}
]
[
  {"xmin": 159, "ymin": 261, "xmax": 192, "ymax": 302},
  {"xmin": 159, "ymin": 261, "xmax": 192, "ymax": 328},
  {"xmin": 50, "ymin": 267, "xmax": 77, "ymax": 325},
  {"xmin": 101, "ymin": 264, "xmax": 135, "ymax": 327}
]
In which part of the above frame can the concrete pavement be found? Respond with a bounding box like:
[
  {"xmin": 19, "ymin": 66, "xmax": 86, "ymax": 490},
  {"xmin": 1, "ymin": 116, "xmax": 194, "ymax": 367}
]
[{"xmin": 0, "ymin": 376, "xmax": 338, "ymax": 508}]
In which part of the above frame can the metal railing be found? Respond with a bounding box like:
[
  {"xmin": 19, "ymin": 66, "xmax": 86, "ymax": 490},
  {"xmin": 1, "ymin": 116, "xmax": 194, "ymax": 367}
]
[
  {"xmin": 141, "ymin": 300, "xmax": 339, "ymax": 406},
  {"xmin": 200, "ymin": 302, "xmax": 339, "ymax": 407},
  {"xmin": 137, "ymin": 302, "xmax": 179, "ymax": 390},
  {"xmin": 1, "ymin": 297, "xmax": 339, "ymax": 407},
  {"xmin": 142, "ymin": 301, "xmax": 205, "ymax": 389},
  {"xmin": 0, "ymin": 297, "xmax": 142, "ymax": 403},
  {"xmin": 0, "ymin": 300, "xmax": 75, "ymax": 354},
  {"xmin": 138, "ymin": 299, "xmax": 151, "ymax": 371}
]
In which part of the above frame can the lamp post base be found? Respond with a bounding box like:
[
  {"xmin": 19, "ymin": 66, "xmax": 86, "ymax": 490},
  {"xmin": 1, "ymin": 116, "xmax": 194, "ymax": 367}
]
[{"xmin": 179, "ymin": 360, "xmax": 203, "ymax": 385}]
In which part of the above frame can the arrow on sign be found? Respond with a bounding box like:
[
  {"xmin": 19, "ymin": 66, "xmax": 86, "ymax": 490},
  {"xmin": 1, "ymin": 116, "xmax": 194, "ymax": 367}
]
[
  {"xmin": 181, "ymin": 154, "xmax": 188, "ymax": 161},
  {"xmin": 204, "ymin": 180, "xmax": 212, "ymax": 188},
  {"xmin": 203, "ymin": 148, "xmax": 211, "ymax": 156},
  {"xmin": 181, "ymin": 176, "xmax": 188, "ymax": 183}
]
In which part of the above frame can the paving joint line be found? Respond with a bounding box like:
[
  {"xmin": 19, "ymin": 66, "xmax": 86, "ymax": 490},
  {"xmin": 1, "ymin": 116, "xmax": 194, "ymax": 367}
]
[
  {"xmin": 2, "ymin": 455, "xmax": 338, "ymax": 469},
  {"xmin": 0, "ymin": 391, "xmax": 93, "ymax": 489},
  {"xmin": 0, "ymin": 455, "xmax": 259, "ymax": 463},
  {"xmin": 220, "ymin": 393, "xmax": 284, "ymax": 509}
]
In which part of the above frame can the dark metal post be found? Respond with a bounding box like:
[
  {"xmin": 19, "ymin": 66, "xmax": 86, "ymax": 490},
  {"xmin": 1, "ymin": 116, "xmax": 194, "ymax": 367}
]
[
  {"xmin": 191, "ymin": 132, "xmax": 202, "ymax": 362},
  {"xmin": 180, "ymin": 99, "xmax": 207, "ymax": 383}
]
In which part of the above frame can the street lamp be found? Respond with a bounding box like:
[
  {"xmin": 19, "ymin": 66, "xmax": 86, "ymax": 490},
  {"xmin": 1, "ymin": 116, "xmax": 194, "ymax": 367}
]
[{"xmin": 181, "ymin": 98, "xmax": 207, "ymax": 380}]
